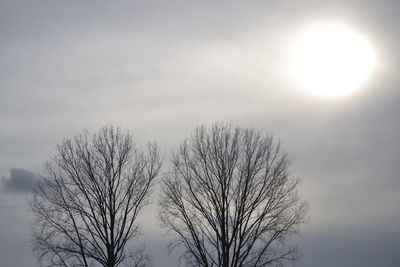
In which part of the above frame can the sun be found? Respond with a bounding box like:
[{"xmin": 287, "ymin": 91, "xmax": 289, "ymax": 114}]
[{"xmin": 291, "ymin": 22, "xmax": 376, "ymax": 98}]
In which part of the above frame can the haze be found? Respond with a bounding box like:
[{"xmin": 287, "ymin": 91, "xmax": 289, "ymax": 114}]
[{"xmin": 1, "ymin": 1, "xmax": 399, "ymax": 266}]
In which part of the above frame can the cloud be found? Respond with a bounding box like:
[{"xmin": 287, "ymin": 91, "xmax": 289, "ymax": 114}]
[
  {"xmin": 1, "ymin": 168, "xmax": 44, "ymax": 194},
  {"xmin": 0, "ymin": 1, "xmax": 399, "ymax": 266},
  {"xmin": 298, "ymin": 226, "xmax": 400, "ymax": 267}
]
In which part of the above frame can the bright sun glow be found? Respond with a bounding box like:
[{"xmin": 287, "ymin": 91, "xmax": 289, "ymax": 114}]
[{"xmin": 291, "ymin": 22, "xmax": 376, "ymax": 98}]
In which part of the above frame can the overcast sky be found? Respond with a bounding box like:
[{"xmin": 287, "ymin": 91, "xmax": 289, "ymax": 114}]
[{"xmin": 1, "ymin": 1, "xmax": 400, "ymax": 266}]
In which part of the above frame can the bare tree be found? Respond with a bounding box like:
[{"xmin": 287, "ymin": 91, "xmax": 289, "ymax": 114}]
[
  {"xmin": 31, "ymin": 126, "xmax": 161, "ymax": 267},
  {"xmin": 159, "ymin": 123, "xmax": 308, "ymax": 267}
]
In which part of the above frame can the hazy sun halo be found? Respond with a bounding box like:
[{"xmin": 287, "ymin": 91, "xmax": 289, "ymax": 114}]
[{"xmin": 291, "ymin": 22, "xmax": 376, "ymax": 98}]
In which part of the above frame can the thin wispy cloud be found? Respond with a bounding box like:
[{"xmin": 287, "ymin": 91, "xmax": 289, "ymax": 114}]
[{"xmin": 0, "ymin": 0, "xmax": 399, "ymax": 266}]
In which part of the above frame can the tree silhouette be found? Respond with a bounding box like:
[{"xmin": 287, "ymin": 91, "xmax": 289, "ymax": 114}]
[
  {"xmin": 159, "ymin": 123, "xmax": 308, "ymax": 267},
  {"xmin": 31, "ymin": 126, "xmax": 161, "ymax": 267}
]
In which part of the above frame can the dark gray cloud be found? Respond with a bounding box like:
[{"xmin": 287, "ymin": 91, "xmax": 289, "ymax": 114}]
[
  {"xmin": 1, "ymin": 168, "xmax": 43, "ymax": 194},
  {"xmin": 298, "ymin": 225, "xmax": 400, "ymax": 267}
]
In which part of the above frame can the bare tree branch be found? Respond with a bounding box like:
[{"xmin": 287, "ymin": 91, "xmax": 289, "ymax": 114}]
[
  {"xmin": 31, "ymin": 126, "xmax": 161, "ymax": 267},
  {"xmin": 159, "ymin": 123, "xmax": 308, "ymax": 267}
]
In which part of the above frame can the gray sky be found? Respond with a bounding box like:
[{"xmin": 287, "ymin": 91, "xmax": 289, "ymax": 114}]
[{"xmin": 1, "ymin": 1, "xmax": 400, "ymax": 266}]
